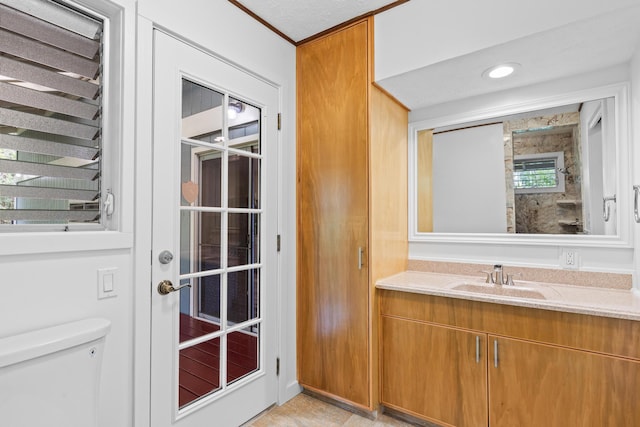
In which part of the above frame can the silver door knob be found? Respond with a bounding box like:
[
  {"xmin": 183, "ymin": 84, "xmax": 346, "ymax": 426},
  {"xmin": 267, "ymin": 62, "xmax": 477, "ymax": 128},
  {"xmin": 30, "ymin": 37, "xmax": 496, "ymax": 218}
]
[
  {"xmin": 158, "ymin": 250, "xmax": 174, "ymax": 264},
  {"xmin": 157, "ymin": 280, "xmax": 191, "ymax": 295}
]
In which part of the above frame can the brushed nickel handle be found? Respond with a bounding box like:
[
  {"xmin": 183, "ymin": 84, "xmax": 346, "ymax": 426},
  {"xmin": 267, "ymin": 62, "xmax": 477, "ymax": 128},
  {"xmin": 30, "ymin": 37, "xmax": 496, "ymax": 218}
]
[
  {"xmin": 475, "ymin": 336, "xmax": 480, "ymax": 363},
  {"xmin": 358, "ymin": 247, "xmax": 363, "ymax": 270},
  {"xmin": 480, "ymin": 270, "xmax": 495, "ymax": 284},
  {"xmin": 634, "ymin": 185, "xmax": 640, "ymax": 223},
  {"xmin": 157, "ymin": 280, "xmax": 191, "ymax": 295},
  {"xmin": 603, "ymin": 195, "xmax": 616, "ymax": 222},
  {"xmin": 494, "ymin": 339, "xmax": 499, "ymax": 368}
]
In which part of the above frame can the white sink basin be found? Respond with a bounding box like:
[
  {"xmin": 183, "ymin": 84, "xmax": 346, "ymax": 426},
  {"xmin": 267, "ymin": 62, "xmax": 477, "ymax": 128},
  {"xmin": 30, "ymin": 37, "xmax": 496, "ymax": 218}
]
[{"xmin": 448, "ymin": 282, "xmax": 557, "ymax": 300}]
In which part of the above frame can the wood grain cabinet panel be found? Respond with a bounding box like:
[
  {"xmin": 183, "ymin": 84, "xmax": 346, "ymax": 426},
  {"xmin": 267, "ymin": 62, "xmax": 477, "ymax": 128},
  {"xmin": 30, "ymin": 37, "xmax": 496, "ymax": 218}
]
[
  {"xmin": 297, "ymin": 18, "xmax": 408, "ymax": 410},
  {"xmin": 489, "ymin": 336, "xmax": 640, "ymax": 427},
  {"xmin": 381, "ymin": 316, "xmax": 487, "ymax": 427},
  {"xmin": 380, "ymin": 291, "xmax": 640, "ymax": 426},
  {"xmin": 297, "ymin": 19, "xmax": 370, "ymax": 406}
]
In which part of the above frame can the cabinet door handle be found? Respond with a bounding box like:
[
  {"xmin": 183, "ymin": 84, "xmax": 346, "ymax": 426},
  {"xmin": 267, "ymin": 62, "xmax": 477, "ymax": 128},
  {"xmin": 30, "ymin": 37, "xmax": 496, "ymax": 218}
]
[
  {"xmin": 603, "ymin": 195, "xmax": 616, "ymax": 222},
  {"xmin": 634, "ymin": 185, "xmax": 640, "ymax": 223},
  {"xmin": 494, "ymin": 339, "xmax": 499, "ymax": 368},
  {"xmin": 475, "ymin": 336, "xmax": 480, "ymax": 363},
  {"xmin": 358, "ymin": 246, "xmax": 363, "ymax": 270}
]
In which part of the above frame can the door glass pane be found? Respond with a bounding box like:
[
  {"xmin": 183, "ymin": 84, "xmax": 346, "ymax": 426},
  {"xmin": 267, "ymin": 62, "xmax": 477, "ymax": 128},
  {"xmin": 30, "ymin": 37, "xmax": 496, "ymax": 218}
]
[
  {"xmin": 180, "ymin": 211, "xmax": 221, "ymax": 275},
  {"xmin": 228, "ymin": 213, "xmax": 260, "ymax": 267},
  {"xmin": 198, "ymin": 274, "xmax": 222, "ymax": 321},
  {"xmin": 227, "ymin": 326, "xmax": 259, "ymax": 384},
  {"xmin": 179, "ymin": 337, "xmax": 221, "ymax": 408},
  {"xmin": 228, "ymin": 151, "xmax": 260, "ymax": 209},
  {"xmin": 227, "ymin": 269, "xmax": 260, "ymax": 324},
  {"xmin": 179, "ymin": 277, "xmax": 220, "ymax": 344},
  {"xmin": 181, "ymin": 144, "xmax": 222, "ymax": 207},
  {"xmin": 228, "ymin": 98, "xmax": 261, "ymax": 153},
  {"xmin": 182, "ymin": 80, "xmax": 224, "ymax": 143}
]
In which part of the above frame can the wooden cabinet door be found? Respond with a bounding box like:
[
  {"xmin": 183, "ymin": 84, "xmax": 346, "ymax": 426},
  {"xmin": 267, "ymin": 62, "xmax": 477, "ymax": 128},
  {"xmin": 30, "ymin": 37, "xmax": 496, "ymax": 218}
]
[
  {"xmin": 381, "ymin": 316, "xmax": 488, "ymax": 426},
  {"xmin": 297, "ymin": 21, "xmax": 370, "ymax": 407},
  {"xmin": 489, "ymin": 336, "xmax": 640, "ymax": 426}
]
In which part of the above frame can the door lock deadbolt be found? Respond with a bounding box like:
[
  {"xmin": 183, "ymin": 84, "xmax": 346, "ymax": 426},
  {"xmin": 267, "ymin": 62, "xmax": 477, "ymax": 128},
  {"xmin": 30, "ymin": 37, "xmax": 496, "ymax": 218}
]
[{"xmin": 158, "ymin": 250, "xmax": 174, "ymax": 264}]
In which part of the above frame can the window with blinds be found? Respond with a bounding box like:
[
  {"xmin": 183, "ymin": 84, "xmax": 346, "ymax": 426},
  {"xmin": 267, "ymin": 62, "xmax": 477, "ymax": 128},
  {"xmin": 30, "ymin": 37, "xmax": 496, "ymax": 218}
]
[
  {"xmin": 514, "ymin": 158, "xmax": 558, "ymax": 189},
  {"xmin": 0, "ymin": 0, "xmax": 103, "ymax": 228},
  {"xmin": 513, "ymin": 151, "xmax": 565, "ymax": 193}
]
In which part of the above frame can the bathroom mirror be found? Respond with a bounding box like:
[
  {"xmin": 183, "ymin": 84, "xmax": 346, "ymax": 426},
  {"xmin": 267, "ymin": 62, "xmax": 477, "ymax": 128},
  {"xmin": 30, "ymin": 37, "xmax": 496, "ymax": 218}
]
[{"xmin": 408, "ymin": 84, "xmax": 632, "ymax": 246}]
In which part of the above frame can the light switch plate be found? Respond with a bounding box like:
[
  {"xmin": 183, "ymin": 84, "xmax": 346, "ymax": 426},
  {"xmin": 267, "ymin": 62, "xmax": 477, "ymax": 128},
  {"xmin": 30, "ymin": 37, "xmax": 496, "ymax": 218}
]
[{"xmin": 98, "ymin": 268, "xmax": 118, "ymax": 299}]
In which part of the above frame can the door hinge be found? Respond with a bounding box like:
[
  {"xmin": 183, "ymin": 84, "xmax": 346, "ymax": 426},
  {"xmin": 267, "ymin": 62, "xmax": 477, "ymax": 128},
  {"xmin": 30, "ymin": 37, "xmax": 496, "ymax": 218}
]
[
  {"xmin": 277, "ymin": 113, "xmax": 281, "ymax": 130},
  {"xmin": 276, "ymin": 357, "xmax": 280, "ymax": 376},
  {"xmin": 277, "ymin": 234, "xmax": 281, "ymax": 252}
]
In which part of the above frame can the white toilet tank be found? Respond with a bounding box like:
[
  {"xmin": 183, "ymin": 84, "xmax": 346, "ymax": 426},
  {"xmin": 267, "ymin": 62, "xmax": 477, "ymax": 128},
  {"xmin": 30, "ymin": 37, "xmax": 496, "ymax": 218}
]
[{"xmin": 0, "ymin": 318, "xmax": 111, "ymax": 427}]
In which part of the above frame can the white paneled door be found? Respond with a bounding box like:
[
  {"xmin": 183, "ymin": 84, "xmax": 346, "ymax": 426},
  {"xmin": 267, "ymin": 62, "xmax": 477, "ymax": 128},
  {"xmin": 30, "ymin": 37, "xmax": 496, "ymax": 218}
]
[{"xmin": 151, "ymin": 30, "xmax": 279, "ymax": 426}]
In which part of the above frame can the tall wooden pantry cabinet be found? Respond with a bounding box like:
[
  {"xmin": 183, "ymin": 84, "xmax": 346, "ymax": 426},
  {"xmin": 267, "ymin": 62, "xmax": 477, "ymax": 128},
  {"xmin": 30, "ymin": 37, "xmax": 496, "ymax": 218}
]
[{"xmin": 296, "ymin": 17, "xmax": 408, "ymax": 410}]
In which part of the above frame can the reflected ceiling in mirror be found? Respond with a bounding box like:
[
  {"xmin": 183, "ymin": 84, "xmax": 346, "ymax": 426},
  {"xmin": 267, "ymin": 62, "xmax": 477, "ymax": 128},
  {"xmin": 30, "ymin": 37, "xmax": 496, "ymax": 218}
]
[{"xmin": 414, "ymin": 96, "xmax": 620, "ymax": 237}]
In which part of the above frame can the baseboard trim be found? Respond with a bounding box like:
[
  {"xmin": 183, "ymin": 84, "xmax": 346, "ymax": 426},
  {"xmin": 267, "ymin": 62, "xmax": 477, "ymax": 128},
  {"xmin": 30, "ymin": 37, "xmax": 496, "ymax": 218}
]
[
  {"xmin": 281, "ymin": 380, "xmax": 302, "ymax": 404},
  {"xmin": 381, "ymin": 405, "xmax": 443, "ymax": 426},
  {"xmin": 301, "ymin": 387, "xmax": 377, "ymax": 420}
]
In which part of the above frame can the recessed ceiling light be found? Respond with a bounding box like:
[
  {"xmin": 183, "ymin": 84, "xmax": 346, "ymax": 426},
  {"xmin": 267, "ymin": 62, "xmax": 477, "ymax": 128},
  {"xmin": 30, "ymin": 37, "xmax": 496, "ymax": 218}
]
[{"xmin": 483, "ymin": 63, "xmax": 521, "ymax": 79}]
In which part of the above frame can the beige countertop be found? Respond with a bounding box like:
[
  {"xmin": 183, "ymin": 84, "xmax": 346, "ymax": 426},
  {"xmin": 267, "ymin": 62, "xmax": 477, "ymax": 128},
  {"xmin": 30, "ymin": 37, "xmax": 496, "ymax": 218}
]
[{"xmin": 376, "ymin": 270, "xmax": 640, "ymax": 321}]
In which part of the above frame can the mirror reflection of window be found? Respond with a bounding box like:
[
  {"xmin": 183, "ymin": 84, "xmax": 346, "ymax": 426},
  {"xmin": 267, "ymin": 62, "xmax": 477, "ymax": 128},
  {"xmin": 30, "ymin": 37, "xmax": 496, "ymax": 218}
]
[
  {"xmin": 417, "ymin": 97, "xmax": 617, "ymax": 236},
  {"xmin": 513, "ymin": 154, "xmax": 564, "ymax": 191}
]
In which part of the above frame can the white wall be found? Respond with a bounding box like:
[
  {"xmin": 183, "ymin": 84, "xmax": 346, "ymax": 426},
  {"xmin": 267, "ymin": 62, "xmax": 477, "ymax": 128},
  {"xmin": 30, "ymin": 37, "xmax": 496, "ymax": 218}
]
[
  {"xmin": 134, "ymin": 2, "xmax": 298, "ymax": 426},
  {"xmin": 374, "ymin": 0, "xmax": 639, "ymax": 81},
  {"xmin": 1, "ymin": 2, "xmax": 296, "ymax": 427},
  {"xmin": 432, "ymin": 124, "xmax": 507, "ymax": 232},
  {"xmin": 0, "ymin": 1, "xmax": 137, "ymax": 426}
]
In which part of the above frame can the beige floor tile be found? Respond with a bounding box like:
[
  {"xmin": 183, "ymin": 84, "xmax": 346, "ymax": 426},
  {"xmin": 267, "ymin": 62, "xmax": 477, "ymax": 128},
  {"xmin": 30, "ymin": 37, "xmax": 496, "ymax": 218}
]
[
  {"xmin": 244, "ymin": 394, "xmax": 416, "ymax": 427},
  {"xmin": 374, "ymin": 414, "xmax": 417, "ymax": 427},
  {"xmin": 343, "ymin": 414, "xmax": 378, "ymax": 426}
]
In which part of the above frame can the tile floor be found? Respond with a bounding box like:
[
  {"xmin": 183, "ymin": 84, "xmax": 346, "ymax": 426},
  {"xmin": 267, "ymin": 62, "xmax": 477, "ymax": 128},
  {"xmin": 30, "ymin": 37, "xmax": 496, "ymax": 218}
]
[{"xmin": 243, "ymin": 393, "xmax": 416, "ymax": 427}]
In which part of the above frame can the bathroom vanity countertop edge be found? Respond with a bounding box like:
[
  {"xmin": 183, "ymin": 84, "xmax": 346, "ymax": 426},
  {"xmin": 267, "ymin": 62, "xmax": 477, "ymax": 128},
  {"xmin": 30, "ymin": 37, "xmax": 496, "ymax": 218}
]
[{"xmin": 376, "ymin": 271, "xmax": 640, "ymax": 321}]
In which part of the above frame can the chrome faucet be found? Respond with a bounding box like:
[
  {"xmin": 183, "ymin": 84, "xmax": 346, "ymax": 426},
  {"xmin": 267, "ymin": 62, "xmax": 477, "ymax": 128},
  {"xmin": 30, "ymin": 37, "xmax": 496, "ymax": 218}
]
[
  {"xmin": 481, "ymin": 264, "xmax": 519, "ymax": 286},
  {"xmin": 493, "ymin": 264, "xmax": 504, "ymax": 286}
]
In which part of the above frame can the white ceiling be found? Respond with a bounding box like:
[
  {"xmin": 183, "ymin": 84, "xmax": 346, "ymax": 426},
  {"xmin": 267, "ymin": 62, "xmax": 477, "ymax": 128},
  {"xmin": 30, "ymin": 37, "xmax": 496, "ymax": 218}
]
[
  {"xmin": 232, "ymin": 0, "xmax": 400, "ymax": 42},
  {"xmin": 233, "ymin": 1, "xmax": 640, "ymax": 112},
  {"xmin": 376, "ymin": 5, "xmax": 640, "ymax": 110}
]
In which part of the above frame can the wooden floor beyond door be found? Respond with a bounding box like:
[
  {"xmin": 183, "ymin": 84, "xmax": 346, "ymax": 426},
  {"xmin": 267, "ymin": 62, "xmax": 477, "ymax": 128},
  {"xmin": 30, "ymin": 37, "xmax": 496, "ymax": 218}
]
[{"xmin": 178, "ymin": 314, "xmax": 258, "ymax": 407}]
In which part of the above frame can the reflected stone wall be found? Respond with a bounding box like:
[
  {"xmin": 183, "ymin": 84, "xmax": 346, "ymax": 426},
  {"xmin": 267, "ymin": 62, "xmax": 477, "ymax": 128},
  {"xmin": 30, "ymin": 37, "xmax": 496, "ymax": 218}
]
[{"xmin": 503, "ymin": 112, "xmax": 582, "ymax": 234}]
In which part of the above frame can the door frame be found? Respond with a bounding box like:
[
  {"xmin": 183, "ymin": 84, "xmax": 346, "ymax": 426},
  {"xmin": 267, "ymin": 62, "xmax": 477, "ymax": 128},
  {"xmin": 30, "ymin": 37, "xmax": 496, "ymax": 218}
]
[{"xmin": 134, "ymin": 20, "xmax": 295, "ymax": 427}]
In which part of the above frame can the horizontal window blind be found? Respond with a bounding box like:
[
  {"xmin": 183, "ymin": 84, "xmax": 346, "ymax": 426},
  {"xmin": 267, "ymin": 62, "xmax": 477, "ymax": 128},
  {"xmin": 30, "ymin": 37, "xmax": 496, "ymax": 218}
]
[
  {"xmin": 0, "ymin": 0, "xmax": 103, "ymax": 227},
  {"xmin": 513, "ymin": 158, "xmax": 558, "ymax": 189}
]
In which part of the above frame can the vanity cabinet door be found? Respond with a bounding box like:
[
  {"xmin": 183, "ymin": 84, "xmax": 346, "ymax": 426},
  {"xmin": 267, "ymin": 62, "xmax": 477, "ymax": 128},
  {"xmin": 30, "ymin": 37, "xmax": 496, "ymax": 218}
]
[
  {"xmin": 381, "ymin": 316, "xmax": 488, "ymax": 427},
  {"xmin": 489, "ymin": 336, "xmax": 640, "ymax": 427}
]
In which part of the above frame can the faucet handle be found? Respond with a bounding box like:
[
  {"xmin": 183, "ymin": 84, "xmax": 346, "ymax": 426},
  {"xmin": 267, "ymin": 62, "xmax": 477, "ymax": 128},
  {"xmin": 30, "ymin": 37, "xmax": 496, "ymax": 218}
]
[
  {"xmin": 480, "ymin": 270, "xmax": 495, "ymax": 284},
  {"xmin": 505, "ymin": 273, "xmax": 522, "ymax": 286}
]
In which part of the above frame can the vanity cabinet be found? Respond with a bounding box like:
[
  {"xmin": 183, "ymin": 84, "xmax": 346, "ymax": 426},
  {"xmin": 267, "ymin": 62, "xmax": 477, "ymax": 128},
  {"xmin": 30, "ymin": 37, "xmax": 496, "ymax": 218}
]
[
  {"xmin": 380, "ymin": 290, "xmax": 640, "ymax": 426},
  {"xmin": 297, "ymin": 18, "xmax": 408, "ymax": 409},
  {"xmin": 489, "ymin": 335, "xmax": 640, "ymax": 426},
  {"xmin": 381, "ymin": 316, "xmax": 487, "ymax": 426}
]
